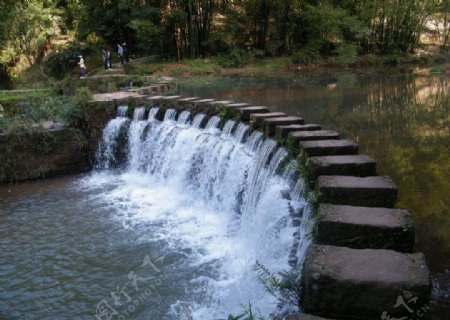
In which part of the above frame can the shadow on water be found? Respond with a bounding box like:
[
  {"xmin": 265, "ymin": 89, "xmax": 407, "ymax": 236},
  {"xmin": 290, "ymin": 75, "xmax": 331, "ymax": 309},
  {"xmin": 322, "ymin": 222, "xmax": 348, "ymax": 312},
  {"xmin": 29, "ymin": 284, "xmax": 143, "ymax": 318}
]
[{"xmin": 176, "ymin": 73, "xmax": 450, "ymax": 318}]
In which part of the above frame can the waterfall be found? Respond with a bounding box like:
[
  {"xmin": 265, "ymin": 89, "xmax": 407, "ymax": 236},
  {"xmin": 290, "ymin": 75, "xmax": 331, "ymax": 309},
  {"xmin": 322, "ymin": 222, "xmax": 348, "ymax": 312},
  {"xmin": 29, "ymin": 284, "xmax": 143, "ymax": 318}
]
[{"xmin": 92, "ymin": 107, "xmax": 314, "ymax": 319}]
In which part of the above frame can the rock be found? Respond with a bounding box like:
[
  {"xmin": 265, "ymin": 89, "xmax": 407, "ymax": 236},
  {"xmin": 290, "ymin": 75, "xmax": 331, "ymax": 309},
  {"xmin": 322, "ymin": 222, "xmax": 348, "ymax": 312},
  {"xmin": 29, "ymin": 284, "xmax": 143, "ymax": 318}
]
[
  {"xmin": 299, "ymin": 139, "xmax": 358, "ymax": 156},
  {"xmin": 301, "ymin": 245, "xmax": 431, "ymax": 320},
  {"xmin": 42, "ymin": 121, "xmax": 54, "ymax": 130},
  {"xmin": 237, "ymin": 106, "xmax": 269, "ymax": 121},
  {"xmin": 263, "ymin": 116, "xmax": 305, "ymax": 136},
  {"xmin": 316, "ymin": 204, "xmax": 415, "ymax": 252},
  {"xmin": 317, "ymin": 175, "xmax": 397, "ymax": 208},
  {"xmin": 310, "ymin": 155, "xmax": 376, "ymax": 177},
  {"xmin": 276, "ymin": 124, "xmax": 322, "ymax": 142}
]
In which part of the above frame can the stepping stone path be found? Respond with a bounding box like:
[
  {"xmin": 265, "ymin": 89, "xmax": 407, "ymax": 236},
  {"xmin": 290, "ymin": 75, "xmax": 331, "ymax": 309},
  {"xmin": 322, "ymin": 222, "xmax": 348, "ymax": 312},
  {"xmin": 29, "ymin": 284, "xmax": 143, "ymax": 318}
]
[{"xmin": 92, "ymin": 86, "xmax": 431, "ymax": 320}]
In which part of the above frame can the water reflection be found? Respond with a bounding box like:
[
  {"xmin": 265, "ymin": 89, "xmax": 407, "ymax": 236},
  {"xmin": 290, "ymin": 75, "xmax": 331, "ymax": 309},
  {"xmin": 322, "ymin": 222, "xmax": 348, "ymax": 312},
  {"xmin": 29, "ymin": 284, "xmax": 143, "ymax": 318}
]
[{"xmin": 176, "ymin": 74, "xmax": 449, "ymax": 269}]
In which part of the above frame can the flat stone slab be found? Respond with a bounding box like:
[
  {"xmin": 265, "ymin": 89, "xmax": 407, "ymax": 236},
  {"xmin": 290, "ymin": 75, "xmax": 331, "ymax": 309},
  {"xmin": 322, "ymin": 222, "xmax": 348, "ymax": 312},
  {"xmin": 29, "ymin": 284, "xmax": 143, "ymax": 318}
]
[
  {"xmin": 310, "ymin": 155, "xmax": 376, "ymax": 177},
  {"xmin": 263, "ymin": 116, "xmax": 305, "ymax": 136},
  {"xmin": 276, "ymin": 124, "xmax": 321, "ymax": 141},
  {"xmin": 207, "ymin": 100, "xmax": 234, "ymax": 107},
  {"xmin": 301, "ymin": 245, "xmax": 430, "ymax": 320},
  {"xmin": 237, "ymin": 106, "xmax": 269, "ymax": 121},
  {"xmin": 250, "ymin": 112, "xmax": 287, "ymax": 127},
  {"xmin": 193, "ymin": 98, "xmax": 215, "ymax": 106},
  {"xmin": 316, "ymin": 204, "xmax": 415, "ymax": 252},
  {"xmin": 93, "ymin": 91, "xmax": 144, "ymax": 102},
  {"xmin": 225, "ymin": 102, "xmax": 251, "ymax": 109},
  {"xmin": 288, "ymin": 130, "xmax": 340, "ymax": 142},
  {"xmin": 317, "ymin": 175, "xmax": 397, "ymax": 208},
  {"xmin": 145, "ymin": 95, "xmax": 166, "ymax": 106},
  {"xmin": 177, "ymin": 97, "xmax": 201, "ymax": 102},
  {"xmin": 300, "ymin": 139, "xmax": 358, "ymax": 156}
]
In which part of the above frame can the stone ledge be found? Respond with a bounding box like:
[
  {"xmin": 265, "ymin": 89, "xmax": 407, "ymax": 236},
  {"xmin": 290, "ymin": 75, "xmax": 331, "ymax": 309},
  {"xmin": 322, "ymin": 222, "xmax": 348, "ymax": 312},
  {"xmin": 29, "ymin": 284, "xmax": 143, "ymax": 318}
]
[
  {"xmin": 300, "ymin": 139, "xmax": 358, "ymax": 156},
  {"xmin": 317, "ymin": 175, "xmax": 397, "ymax": 208},
  {"xmin": 316, "ymin": 204, "xmax": 415, "ymax": 252},
  {"xmin": 301, "ymin": 245, "xmax": 430, "ymax": 320},
  {"xmin": 310, "ymin": 155, "xmax": 376, "ymax": 177},
  {"xmin": 250, "ymin": 112, "xmax": 287, "ymax": 128},
  {"xmin": 237, "ymin": 106, "xmax": 269, "ymax": 121},
  {"xmin": 263, "ymin": 116, "xmax": 305, "ymax": 136},
  {"xmin": 288, "ymin": 130, "xmax": 340, "ymax": 143},
  {"xmin": 276, "ymin": 124, "xmax": 322, "ymax": 142}
]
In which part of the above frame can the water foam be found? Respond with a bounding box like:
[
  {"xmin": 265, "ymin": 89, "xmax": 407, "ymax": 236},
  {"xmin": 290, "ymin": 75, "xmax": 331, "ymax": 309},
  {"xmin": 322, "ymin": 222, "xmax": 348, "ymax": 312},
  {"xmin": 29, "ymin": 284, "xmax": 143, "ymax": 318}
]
[{"xmin": 88, "ymin": 107, "xmax": 313, "ymax": 319}]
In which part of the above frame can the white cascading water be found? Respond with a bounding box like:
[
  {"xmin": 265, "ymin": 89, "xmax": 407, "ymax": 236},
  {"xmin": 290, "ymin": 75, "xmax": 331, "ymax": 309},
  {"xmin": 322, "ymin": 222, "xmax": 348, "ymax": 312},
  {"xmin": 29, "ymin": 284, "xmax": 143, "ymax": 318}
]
[{"xmin": 92, "ymin": 106, "xmax": 313, "ymax": 319}]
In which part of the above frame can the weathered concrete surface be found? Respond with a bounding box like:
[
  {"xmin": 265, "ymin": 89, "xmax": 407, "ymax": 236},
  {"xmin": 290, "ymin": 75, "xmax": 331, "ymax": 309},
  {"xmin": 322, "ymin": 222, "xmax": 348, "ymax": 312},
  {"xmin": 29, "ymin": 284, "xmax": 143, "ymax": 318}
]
[
  {"xmin": 93, "ymin": 91, "xmax": 145, "ymax": 102},
  {"xmin": 145, "ymin": 95, "xmax": 166, "ymax": 106},
  {"xmin": 250, "ymin": 112, "xmax": 287, "ymax": 129},
  {"xmin": 316, "ymin": 204, "xmax": 415, "ymax": 252},
  {"xmin": 300, "ymin": 139, "xmax": 358, "ymax": 156},
  {"xmin": 237, "ymin": 106, "xmax": 269, "ymax": 121},
  {"xmin": 176, "ymin": 97, "xmax": 201, "ymax": 105},
  {"xmin": 225, "ymin": 102, "xmax": 251, "ymax": 109},
  {"xmin": 263, "ymin": 116, "xmax": 305, "ymax": 136},
  {"xmin": 301, "ymin": 245, "xmax": 430, "ymax": 320},
  {"xmin": 276, "ymin": 124, "xmax": 322, "ymax": 142},
  {"xmin": 286, "ymin": 314, "xmax": 334, "ymax": 320},
  {"xmin": 204, "ymin": 100, "xmax": 235, "ymax": 114},
  {"xmin": 317, "ymin": 175, "xmax": 398, "ymax": 208},
  {"xmin": 0, "ymin": 128, "xmax": 91, "ymax": 183},
  {"xmin": 288, "ymin": 130, "xmax": 340, "ymax": 143},
  {"xmin": 310, "ymin": 155, "xmax": 376, "ymax": 177}
]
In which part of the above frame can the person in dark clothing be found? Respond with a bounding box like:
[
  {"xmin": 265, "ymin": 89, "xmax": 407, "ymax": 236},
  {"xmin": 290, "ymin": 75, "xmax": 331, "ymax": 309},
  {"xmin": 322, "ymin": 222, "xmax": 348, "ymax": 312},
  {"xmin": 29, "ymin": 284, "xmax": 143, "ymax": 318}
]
[
  {"xmin": 117, "ymin": 44, "xmax": 124, "ymax": 65},
  {"xmin": 102, "ymin": 49, "xmax": 109, "ymax": 70},
  {"xmin": 122, "ymin": 42, "xmax": 129, "ymax": 63}
]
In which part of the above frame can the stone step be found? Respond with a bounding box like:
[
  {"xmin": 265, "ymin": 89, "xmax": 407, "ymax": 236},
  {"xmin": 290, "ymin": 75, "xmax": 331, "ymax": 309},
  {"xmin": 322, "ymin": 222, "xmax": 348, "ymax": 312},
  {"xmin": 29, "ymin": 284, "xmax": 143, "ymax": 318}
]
[
  {"xmin": 191, "ymin": 99, "xmax": 217, "ymax": 115},
  {"xmin": 310, "ymin": 155, "xmax": 376, "ymax": 177},
  {"xmin": 176, "ymin": 97, "xmax": 201, "ymax": 106},
  {"xmin": 204, "ymin": 100, "xmax": 235, "ymax": 114},
  {"xmin": 160, "ymin": 95, "xmax": 182, "ymax": 107},
  {"xmin": 145, "ymin": 95, "xmax": 166, "ymax": 106},
  {"xmin": 301, "ymin": 245, "xmax": 430, "ymax": 320},
  {"xmin": 224, "ymin": 102, "xmax": 251, "ymax": 109},
  {"xmin": 137, "ymin": 85, "xmax": 161, "ymax": 95},
  {"xmin": 316, "ymin": 204, "xmax": 415, "ymax": 252},
  {"xmin": 288, "ymin": 130, "xmax": 340, "ymax": 155},
  {"xmin": 250, "ymin": 112, "xmax": 287, "ymax": 128},
  {"xmin": 317, "ymin": 175, "xmax": 397, "ymax": 208},
  {"xmin": 286, "ymin": 314, "xmax": 334, "ymax": 320},
  {"xmin": 263, "ymin": 116, "xmax": 305, "ymax": 136},
  {"xmin": 237, "ymin": 106, "xmax": 269, "ymax": 121},
  {"xmin": 299, "ymin": 139, "xmax": 358, "ymax": 156},
  {"xmin": 276, "ymin": 124, "xmax": 322, "ymax": 142}
]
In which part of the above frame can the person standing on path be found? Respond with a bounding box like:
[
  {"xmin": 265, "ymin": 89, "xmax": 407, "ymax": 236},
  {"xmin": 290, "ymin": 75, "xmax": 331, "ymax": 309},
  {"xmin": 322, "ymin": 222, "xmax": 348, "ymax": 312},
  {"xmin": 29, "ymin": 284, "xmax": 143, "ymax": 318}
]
[
  {"xmin": 122, "ymin": 42, "xmax": 129, "ymax": 63},
  {"xmin": 78, "ymin": 55, "xmax": 86, "ymax": 78},
  {"xmin": 102, "ymin": 49, "xmax": 109, "ymax": 70},
  {"xmin": 117, "ymin": 44, "xmax": 124, "ymax": 65}
]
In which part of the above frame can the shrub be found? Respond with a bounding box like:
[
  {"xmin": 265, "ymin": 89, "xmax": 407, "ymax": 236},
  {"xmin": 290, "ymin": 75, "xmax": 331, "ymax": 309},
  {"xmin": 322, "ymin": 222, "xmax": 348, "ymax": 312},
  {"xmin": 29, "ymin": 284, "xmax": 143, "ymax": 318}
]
[
  {"xmin": 44, "ymin": 41, "xmax": 96, "ymax": 79},
  {"xmin": 217, "ymin": 47, "xmax": 247, "ymax": 68},
  {"xmin": 291, "ymin": 44, "xmax": 322, "ymax": 65},
  {"xmin": 333, "ymin": 43, "xmax": 358, "ymax": 66}
]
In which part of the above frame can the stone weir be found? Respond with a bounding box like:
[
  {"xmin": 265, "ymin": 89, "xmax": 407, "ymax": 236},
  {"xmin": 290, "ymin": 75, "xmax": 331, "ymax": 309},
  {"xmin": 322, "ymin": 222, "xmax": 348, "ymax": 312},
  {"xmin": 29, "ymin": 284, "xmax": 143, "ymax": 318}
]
[
  {"xmin": 0, "ymin": 78, "xmax": 176, "ymax": 184},
  {"xmin": 96, "ymin": 94, "xmax": 431, "ymax": 320}
]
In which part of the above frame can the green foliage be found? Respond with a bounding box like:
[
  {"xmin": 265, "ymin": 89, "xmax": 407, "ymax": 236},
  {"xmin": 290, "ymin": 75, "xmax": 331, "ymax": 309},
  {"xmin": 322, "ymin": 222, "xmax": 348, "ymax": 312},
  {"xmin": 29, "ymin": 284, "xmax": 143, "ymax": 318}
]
[
  {"xmin": 227, "ymin": 302, "xmax": 265, "ymax": 320},
  {"xmin": 253, "ymin": 261, "xmax": 301, "ymax": 307},
  {"xmin": 45, "ymin": 41, "xmax": 96, "ymax": 79},
  {"xmin": 333, "ymin": 43, "xmax": 358, "ymax": 66},
  {"xmin": 219, "ymin": 105, "xmax": 235, "ymax": 129},
  {"xmin": 217, "ymin": 48, "xmax": 248, "ymax": 68},
  {"xmin": 291, "ymin": 44, "xmax": 322, "ymax": 65}
]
